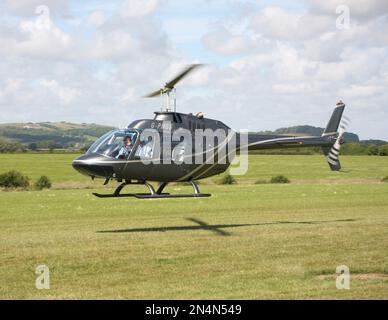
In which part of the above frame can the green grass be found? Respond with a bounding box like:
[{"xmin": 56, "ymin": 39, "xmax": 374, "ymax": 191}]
[
  {"xmin": 0, "ymin": 153, "xmax": 82, "ymax": 183},
  {"xmin": 0, "ymin": 154, "xmax": 387, "ymax": 299},
  {"xmin": 233, "ymin": 155, "xmax": 388, "ymax": 183},
  {"xmin": 1, "ymin": 153, "xmax": 388, "ymax": 186}
]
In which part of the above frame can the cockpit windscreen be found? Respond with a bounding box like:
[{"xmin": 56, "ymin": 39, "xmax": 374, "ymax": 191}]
[{"xmin": 86, "ymin": 129, "xmax": 138, "ymax": 159}]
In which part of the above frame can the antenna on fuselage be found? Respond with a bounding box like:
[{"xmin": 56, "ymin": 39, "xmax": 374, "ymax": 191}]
[{"xmin": 144, "ymin": 64, "xmax": 203, "ymax": 112}]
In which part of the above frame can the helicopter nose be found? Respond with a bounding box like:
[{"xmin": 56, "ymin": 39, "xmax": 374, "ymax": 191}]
[
  {"xmin": 72, "ymin": 154, "xmax": 115, "ymax": 178},
  {"xmin": 72, "ymin": 155, "xmax": 94, "ymax": 177}
]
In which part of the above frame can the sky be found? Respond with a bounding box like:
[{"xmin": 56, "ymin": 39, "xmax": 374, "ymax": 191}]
[{"xmin": 0, "ymin": 0, "xmax": 387, "ymax": 140}]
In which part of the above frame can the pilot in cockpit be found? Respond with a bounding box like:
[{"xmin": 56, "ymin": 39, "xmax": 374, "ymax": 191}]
[{"xmin": 116, "ymin": 135, "xmax": 133, "ymax": 159}]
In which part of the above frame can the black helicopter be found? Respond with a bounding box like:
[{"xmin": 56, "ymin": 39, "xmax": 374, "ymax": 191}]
[{"xmin": 72, "ymin": 64, "xmax": 348, "ymax": 199}]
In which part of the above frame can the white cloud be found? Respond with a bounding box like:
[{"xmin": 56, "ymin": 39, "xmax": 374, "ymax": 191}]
[
  {"xmin": 88, "ymin": 11, "xmax": 107, "ymax": 28},
  {"xmin": 0, "ymin": 1, "xmax": 177, "ymax": 125},
  {"xmin": 0, "ymin": 1, "xmax": 387, "ymax": 140},
  {"xmin": 16, "ymin": 19, "xmax": 73, "ymax": 57},
  {"xmin": 339, "ymin": 84, "xmax": 385, "ymax": 98},
  {"xmin": 307, "ymin": 0, "xmax": 388, "ymax": 20},
  {"xmin": 120, "ymin": 0, "xmax": 161, "ymax": 18},
  {"xmin": 39, "ymin": 79, "xmax": 80, "ymax": 105},
  {"xmin": 203, "ymin": 26, "xmax": 273, "ymax": 56},
  {"xmin": 5, "ymin": 0, "xmax": 68, "ymax": 16},
  {"xmin": 197, "ymin": 1, "xmax": 388, "ymax": 139}
]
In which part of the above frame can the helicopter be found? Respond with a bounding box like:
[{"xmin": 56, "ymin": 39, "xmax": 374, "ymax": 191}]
[{"xmin": 72, "ymin": 64, "xmax": 348, "ymax": 199}]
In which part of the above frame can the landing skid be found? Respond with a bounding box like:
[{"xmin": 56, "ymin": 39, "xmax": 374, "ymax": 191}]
[
  {"xmin": 133, "ymin": 193, "xmax": 210, "ymax": 199},
  {"xmin": 92, "ymin": 192, "xmax": 169, "ymax": 198},
  {"xmin": 92, "ymin": 181, "xmax": 211, "ymax": 199}
]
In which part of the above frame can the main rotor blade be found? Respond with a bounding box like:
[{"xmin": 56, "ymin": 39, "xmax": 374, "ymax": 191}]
[
  {"xmin": 144, "ymin": 89, "xmax": 162, "ymax": 98},
  {"xmin": 144, "ymin": 63, "xmax": 203, "ymax": 98},
  {"xmin": 165, "ymin": 63, "xmax": 202, "ymax": 89}
]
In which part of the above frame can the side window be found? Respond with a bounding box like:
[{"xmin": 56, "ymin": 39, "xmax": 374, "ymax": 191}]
[
  {"xmin": 135, "ymin": 137, "xmax": 154, "ymax": 159},
  {"xmin": 172, "ymin": 141, "xmax": 187, "ymax": 164}
]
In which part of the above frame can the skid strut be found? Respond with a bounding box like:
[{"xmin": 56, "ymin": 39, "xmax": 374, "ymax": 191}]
[{"xmin": 92, "ymin": 180, "xmax": 211, "ymax": 199}]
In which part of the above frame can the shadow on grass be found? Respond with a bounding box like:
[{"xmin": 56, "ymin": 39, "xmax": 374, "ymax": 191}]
[{"xmin": 97, "ymin": 218, "xmax": 358, "ymax": 237}]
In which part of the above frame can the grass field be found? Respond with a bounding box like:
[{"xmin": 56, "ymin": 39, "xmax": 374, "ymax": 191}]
[{"xmin": 0, "ymin": 154, "xmax": 387, "ymax": 299}]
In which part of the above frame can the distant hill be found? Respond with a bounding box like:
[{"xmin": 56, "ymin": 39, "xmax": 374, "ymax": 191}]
[
  {"xmin": 0, "ymin": 122, "xmax": 115, "ymax": 150},
  {"xmin": 254, "ymin": 125, "xmax": 360, "ymax": 143}
]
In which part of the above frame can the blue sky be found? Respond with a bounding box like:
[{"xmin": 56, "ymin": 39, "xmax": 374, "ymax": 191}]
[{"xmin": 0, "ymin": 0, "xmax": 388, "ymax": 139}]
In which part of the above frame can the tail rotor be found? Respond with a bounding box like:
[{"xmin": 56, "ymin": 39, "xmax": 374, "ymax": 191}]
[{"xmin": 326, "ymin": 114, "xmax": 350, "ymax": 171}]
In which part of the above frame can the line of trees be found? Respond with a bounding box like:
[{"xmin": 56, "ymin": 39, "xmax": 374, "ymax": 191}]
[
  {"xmin": 342, "ymin": 143, "xmax": 388, "ymax": 156},
  {"xmin": 0, "ymin": 139, "xmax": 78, "ymax": 153},
  {"xmin": 251, "ymin": 143, "xmax": 388, "ymax": 156},
  {"xmin": 0, "ymin": 139, "xmax": 24, "ymax": 153}
]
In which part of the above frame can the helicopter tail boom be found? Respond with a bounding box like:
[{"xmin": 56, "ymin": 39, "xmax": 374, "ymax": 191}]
[{"xmin": 244, "ymin": 102, "xmax": 347, "ymax": 171}]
